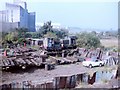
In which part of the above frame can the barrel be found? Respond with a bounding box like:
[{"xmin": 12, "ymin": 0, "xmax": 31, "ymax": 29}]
[{"xmin": 45, "ymin": 64, "xmax": 55, "ymax": 70}]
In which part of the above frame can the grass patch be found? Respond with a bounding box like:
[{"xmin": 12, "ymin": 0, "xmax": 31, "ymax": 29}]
[
  {"xmin": 101, "ymin": 79, "xmax": 109, "ymax": 83},
  {"xmin": 100, "ymin": 38, "xmax": 118, "ymax": 48}
]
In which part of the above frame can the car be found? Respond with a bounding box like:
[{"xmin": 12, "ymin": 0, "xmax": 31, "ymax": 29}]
[{"xmin": 82, "ymin": 59, "xmax": 104, "ymax": 68}]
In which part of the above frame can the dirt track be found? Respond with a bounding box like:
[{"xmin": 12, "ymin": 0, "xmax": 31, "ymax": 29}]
[{"xmin": 2, "ymin": 63, "xmax": 86, "ymax": 85}]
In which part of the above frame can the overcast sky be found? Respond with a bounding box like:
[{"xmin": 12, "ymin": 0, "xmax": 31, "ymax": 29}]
[{"xmin": 0, "ymin": 0, "xmax": 119, "ymax": 30}]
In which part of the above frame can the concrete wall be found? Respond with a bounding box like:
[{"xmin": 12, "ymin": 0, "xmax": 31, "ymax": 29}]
[
  {"xmin": 0, "ymin": 22, "xmax": 10, "ymax": 32},
  {"xmin": 6, "ymin": 3, "xmax": 20, "ymax": 23}
]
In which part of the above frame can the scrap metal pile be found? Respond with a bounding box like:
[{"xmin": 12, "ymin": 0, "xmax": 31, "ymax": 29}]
[
  {"xmin": 1, "ymin": 47, "xmax": 47, "ymax": 70},
  {"xmin": 0, "ymin": 47, "xmax": 119, "ymax": 70}
]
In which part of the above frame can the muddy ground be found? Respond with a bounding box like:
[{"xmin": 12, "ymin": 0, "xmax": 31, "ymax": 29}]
[{"xmin": 1, "ymin": 62, "xmax": 118, "ymax": 86}]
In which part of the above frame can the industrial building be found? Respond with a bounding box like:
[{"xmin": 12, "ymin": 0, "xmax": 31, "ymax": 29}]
[{"xmin": 0, "ymin": 0, "xmax": 36, "ymax": 32}]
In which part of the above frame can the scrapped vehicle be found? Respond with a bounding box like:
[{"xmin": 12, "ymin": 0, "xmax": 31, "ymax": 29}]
[
  {"xmin": 82, "ymin": 59, "xmax": 104, "ymax": 68},
  {"xmin": 103, "ymin": 56, "xmax": 118, "ymax": 66},
  {"xmin": 74, "ymin": 56, "xmax": 85, "ymax": 62}
]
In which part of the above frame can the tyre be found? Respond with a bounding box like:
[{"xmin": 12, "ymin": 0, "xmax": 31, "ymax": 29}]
[
  {"xmin": 99, "ymin": 63, "xmax": 102, "ymax": 67},
  {"xmin": 89, "ymin": 64, "xmax": 92, "ymax": 68}
]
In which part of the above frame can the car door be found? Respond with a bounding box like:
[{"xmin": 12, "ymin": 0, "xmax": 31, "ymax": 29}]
[
  {"xmin": 94, "ymin": 59, "xmax": 100, "ymax": 66},
  {"xmin": 91, "ymin": 60, "xmax": 96, "ymax": 66}
]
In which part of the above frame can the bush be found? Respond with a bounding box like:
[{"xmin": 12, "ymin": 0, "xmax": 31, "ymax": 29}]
[{"xmin": 76, "ymin": 32, "xmax": 101, "ymax": 48}]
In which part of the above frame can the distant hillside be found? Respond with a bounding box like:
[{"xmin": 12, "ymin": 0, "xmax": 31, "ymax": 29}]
[{"xmin": 67, "ymin": 27, "xmax": 117, "ymax": 33}]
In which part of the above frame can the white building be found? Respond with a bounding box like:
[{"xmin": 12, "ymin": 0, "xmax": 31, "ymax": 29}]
[
  {"xmin": 36, "ymin": 22, "xmax": 62, "ymax": 32},
  {"xmin": 0, "ymin": 10, "xmax": 10, "ymax": 32},
  {"xmin": 0, "ymin": 0, "xmax": 36, "ymax": 32}
]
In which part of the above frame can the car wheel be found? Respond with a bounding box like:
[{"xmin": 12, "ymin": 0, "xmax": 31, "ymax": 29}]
[
  {"xmin": 89, "ymin": 64, "xmax": 92, "ymax": 68},
  {"xmin": 99, "ymin": 63, "xmax": 102, "ymax": 67}
]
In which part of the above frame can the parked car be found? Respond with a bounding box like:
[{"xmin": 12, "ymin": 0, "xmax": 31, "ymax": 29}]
[{"xmin": 82, "ymin": 59, "xmax": 104, "ymax": 68}]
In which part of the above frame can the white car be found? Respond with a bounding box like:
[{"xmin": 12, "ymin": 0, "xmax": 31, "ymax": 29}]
[{"xmin": 82, "ymin": 59, "xmax": 104, "ymax": 68}]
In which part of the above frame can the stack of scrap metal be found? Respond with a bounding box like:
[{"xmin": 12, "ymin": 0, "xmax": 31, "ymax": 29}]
[
  {"xmin": 66, "ymin": 57, "xmax": 78, "ymax": 63},
  {"xmin": 103, "ymin": 56, "xmax": 118, "ymax": 66},
  {"xmin": 1, "ymin": 47, "xmax": 48, "ymax": 70}
]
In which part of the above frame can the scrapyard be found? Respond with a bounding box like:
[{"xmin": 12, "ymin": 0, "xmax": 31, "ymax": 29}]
[{"xmin": 0, "ymin": 36, "xmax": 119, "ymax": 89}]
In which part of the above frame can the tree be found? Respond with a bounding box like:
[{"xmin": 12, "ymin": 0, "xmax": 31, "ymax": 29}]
[
  {"xmin": 5, "ymin": 32, "xmax": 15, "ymax": 42},
  {"xmin": 55, "ymin": 29, "xmax": 68, "ymax": 39},
  {"xmin": 14, "ymin": 28, "xmax": 28, "ymax": 38},
  {"xmin": 38, "ymin": 21, "xmax": 53, "ymax": 36},
  {"xmin": 38, "ymin": 21, "xmax": 68, "ymax": 39},
  {"xmin": 0, "ymin": 32, "xmax": 8, "ymax": 44},
  {"xmin": 44, "ymin": 32, "xmax": 57, "ymax": 38},
  {"xmin": 25, "ymin": 32, "xmax": 32, "ymax": 38},
  {"xmin": 31, "ymin": 32, "xmax": 40, "ymax": 38},
  {"xmin": 17, "ymin": 38, "xmax": 26, "ymax": 44},
  {"xmin": 1, "ymin": 28, "xmax": 28, "ymax": 48},
  {"xmin": 91, "ymin": 31, "xmax": 97, "ymax": 36},
  {"xmin": 76, "ymin": 32, "xmax": 101, "ymax": 48}
]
